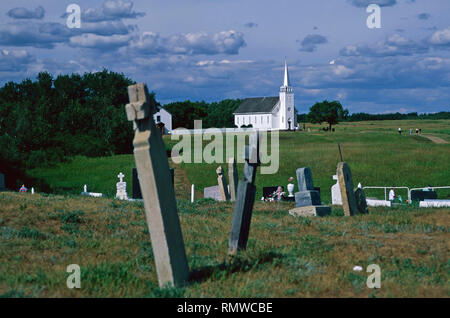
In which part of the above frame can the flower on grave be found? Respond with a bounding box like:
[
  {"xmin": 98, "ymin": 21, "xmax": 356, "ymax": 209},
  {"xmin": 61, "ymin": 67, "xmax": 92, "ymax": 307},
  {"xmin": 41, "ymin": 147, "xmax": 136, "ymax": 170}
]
[{"xmin": 289, "ymin": 177, "xmax": 293, "ymax": 183}]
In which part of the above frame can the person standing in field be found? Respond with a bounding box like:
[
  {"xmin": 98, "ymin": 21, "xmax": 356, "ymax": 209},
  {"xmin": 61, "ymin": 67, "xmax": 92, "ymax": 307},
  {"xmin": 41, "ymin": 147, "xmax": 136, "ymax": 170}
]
[
  {"xmin": 389, "ymin": 188, "xmax": 396, "ymax": 204},
  {"xmin": 398, "ymin": 127, "xmax": 402, "ymax": 135}
]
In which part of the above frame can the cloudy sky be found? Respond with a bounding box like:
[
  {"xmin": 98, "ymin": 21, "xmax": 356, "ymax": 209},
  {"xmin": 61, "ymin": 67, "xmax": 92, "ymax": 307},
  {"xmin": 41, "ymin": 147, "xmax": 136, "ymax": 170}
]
[{"xmin": 0, "ymin": 0, "xmax": 449, "ymax": 113}]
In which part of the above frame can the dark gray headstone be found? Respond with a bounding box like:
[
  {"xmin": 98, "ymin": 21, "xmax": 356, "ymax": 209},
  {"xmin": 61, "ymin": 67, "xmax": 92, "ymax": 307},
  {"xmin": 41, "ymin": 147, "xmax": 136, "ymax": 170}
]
[
  {"xmin": 297, "ymin": 167, "xmax": 314, "ymax": 191},
  {"xmin": 133, "ymin": 167, "xmax": 174, "ymax": 199},
  {"xmin": 0, "ymin": 173, "xmax": 4, "ymax": 191},
  {"xmin": 295, "ymin": 190, "xmax": 321, "ymax": 207},
  {"xmin": 354, "ymin": 188, "xmax": 369, "ymax": 214},
  {"xmin": 229, "ymin": 141, "xmax": 259, "ymax": 255}
]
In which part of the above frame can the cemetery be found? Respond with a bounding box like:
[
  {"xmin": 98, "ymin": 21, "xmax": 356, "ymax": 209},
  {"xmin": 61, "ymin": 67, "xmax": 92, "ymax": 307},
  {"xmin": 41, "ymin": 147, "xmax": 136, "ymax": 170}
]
[{"xmin": 0, "ymin": 83, "xmax": 448, "ymax": 298}]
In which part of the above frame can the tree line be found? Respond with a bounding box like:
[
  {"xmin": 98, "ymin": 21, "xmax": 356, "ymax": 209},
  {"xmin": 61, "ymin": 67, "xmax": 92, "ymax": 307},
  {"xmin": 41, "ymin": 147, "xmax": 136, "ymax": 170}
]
[{"xmin": 0, "ymin": 70, "xmax": 447, "ymax": 188}]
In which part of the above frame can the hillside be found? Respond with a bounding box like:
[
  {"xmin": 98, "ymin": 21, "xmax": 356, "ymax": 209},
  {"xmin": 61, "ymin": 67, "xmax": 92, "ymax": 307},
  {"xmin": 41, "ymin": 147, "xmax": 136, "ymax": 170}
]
[{"xmin": 0, "ymin": 192, "xmax": 448, "ymax": 297}]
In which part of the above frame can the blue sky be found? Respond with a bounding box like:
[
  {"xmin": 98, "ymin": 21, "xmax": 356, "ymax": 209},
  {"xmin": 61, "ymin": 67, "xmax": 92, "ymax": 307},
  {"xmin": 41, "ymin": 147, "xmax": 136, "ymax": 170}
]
[{"xmin": 0, "ymin": 0, "xmax": 449, "ymax": 114}]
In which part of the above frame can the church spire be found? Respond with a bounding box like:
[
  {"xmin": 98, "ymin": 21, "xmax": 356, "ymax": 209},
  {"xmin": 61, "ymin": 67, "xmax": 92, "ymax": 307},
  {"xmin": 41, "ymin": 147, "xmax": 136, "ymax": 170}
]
[
  {"xmin": 283, "ymin": 59, "xmax": 290, "ymax": 87},
  {"xmin": 280, "ymin": 59, "xmax": 292, "ymax": 93}
]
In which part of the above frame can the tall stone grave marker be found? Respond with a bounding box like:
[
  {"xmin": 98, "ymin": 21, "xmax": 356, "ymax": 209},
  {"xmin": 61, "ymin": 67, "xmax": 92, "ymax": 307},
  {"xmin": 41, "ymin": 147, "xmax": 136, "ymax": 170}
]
[
  {"xmin": 337, "ymin": 162, "xmax": 358, "ymax": 216},
  {"xmin": 216, "ymin": 166, "xmax": 231, "ymax": 201},
  {"xmin": 228, "ymin": 133, "xmax": 260, "ymax": 255},
  {"xmin": 228, "ymin": 157, "xmax": 238, "ymax": 202},
  {"xmin": 125, "ymin": 83, "xmax": 189, "ymax": 287}
]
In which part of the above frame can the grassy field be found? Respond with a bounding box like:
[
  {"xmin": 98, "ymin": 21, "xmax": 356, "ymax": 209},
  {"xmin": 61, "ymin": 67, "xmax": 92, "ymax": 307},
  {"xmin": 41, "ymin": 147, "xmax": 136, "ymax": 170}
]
[
  {"xmin": 2, "ymin": 119, "xmax": 448, "ymax": 298},
  {"xmin": 28, "ymin": 120, "xmax": 450, "ymax": 203},
  {"xmin": 0, "ymin": 192, "xmax": 448, "ymax": 298}
]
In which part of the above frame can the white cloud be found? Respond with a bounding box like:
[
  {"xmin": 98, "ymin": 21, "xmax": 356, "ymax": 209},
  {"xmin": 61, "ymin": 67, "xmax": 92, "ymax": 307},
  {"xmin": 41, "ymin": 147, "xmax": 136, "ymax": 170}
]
[{"xmin": 429, "ymin": 27, "xmax": 450, "ymax": 46}]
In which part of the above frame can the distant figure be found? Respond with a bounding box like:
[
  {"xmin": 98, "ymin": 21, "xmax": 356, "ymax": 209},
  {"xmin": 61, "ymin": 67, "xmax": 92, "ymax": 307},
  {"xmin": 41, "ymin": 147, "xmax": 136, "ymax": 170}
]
[
  {"xmin": 409, "ymin": 129, "xmax": 413, "ymax": 135},
  {"xmin": 419, "ymin": 128, "xmax": 422, "ymax": 134},
  {"xmin": 19, "ymin": 184, "xmax": 27, "ymax": 192},
  {"xmin": 398, "ymin": 127, "xmax": 402, "ymax": 135},
  {"xmin": 416, "ymin": 128, "xmax": 419, "ymax": 134},
  {"xmin": 423, "ymin": 185, "xmax": 432, "ymax": 192},
  {"xmin": 389, "ymin": 188, "xmax": 395, "ymax": 204}
]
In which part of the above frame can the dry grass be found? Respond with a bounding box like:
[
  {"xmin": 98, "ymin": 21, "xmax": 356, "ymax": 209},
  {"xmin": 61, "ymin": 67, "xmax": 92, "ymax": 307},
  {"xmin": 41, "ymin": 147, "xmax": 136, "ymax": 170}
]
[{"xmin": 1, "ymin": 192, "xmax": 448, "ymax": 298}]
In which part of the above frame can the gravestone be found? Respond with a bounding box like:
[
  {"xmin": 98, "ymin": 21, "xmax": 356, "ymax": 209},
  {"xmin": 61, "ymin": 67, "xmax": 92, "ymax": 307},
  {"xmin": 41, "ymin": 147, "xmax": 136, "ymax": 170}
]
[
  {"xmin": 133, "ymin": 167, "xmax": 174, "ymax": 199},
  {"xmin": 126, "ymin": 83, "xmax": 188, "ymax": 287},
  {"xmin": 132, "ymin": 168, "xmax": 142, "ymax": 199},
  {"xmin": 228, "ymin": 157, "xmax": 238, "ymax": 202},
  {"xmin": 354, "ymin": 187, "xmax": 369, "ymax": 214},
  {"xmin": 228, "ymin": 133, "xmax": 260, "ymax": 255},
  {"xmin": 331, "ymin": 175, "xmax": 342, "ymax": 205},
  {"xmin": 337, "ymin": 162, "xmax": 358, "ymax": 216},
  {"xmin": 0, "ymin": 173, "xmax": 5, "ymax": 191},
  {"xmin": 411, "ymin": 190, "xmax": 438, "ymax": 202},
  {"xmin": 294, "ymin": 168, "xmax": 321, "ymax": 207},
  {"xmin": 289, "ymin": 167, "xmax": 331, "ymax": 217},
  {"xmin": 217, "ymin": 166, "xmax": 231, "ymax": 201},
  {"xmin": 116, "ymin": 172, "xmax": 129, "ymax": 200},
  {"xmin": 204, "ymin": 185, "xmax": 222, "ymax": 201}
]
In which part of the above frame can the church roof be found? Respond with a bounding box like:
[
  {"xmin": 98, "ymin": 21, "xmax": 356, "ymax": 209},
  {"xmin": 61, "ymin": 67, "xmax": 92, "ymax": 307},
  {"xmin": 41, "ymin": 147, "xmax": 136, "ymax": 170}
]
[{"xmin": 233, "ymin": 97, "xmax": 279, "ymax": 114}]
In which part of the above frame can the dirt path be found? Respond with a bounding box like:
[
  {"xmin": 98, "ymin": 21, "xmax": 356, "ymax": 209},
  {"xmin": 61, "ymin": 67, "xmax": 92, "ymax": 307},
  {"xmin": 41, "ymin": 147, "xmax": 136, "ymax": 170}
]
[
  {"xmin": 421, "ymin": 134, "xmax": 449, "ymax": 144},
  {"xmin": 169, "ymin": 161, "xmax": 203, "ymax": 200}
]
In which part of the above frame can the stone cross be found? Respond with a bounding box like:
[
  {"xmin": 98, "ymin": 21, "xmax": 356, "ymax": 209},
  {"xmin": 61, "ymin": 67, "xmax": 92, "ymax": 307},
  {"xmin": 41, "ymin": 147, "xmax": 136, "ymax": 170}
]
[
  {"xmin": 228, "ymin": 157, "xmax": 238, "ymax": 202},
  {"xmin": 337, "ymin": 162, "xmax": 358, "ymax": 216},
  {"xmin": 125, "ymin": 83, "xmax": 189, "ymax": 287},
  {"xmin": 118, "ymin": 172, "xmax": 125, "ymax": 183},
  {"xmin": 228, "ymin": 132, "xmax": 260, "ymax": 255},
  {"xmin": 216, "ymin": 166, "xmax": 231, "ymax": 201}
]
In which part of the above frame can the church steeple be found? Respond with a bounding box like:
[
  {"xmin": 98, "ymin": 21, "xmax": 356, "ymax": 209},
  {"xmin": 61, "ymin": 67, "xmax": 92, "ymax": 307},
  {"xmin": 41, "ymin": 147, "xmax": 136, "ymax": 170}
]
[
  {"xmin": 280, "ymin": 60, "xmax": 293, "ymax": 93},
  {"xmin": 283, "ymin": 59, "xmax": 290, "ymax": 87}
]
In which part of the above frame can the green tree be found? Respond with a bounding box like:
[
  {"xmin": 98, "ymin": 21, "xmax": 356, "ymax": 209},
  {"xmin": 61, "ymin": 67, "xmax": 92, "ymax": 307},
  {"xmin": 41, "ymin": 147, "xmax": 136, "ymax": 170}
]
[{"xmin": 307, "ymin": 100, "xmax": 348, "ymax": 131}]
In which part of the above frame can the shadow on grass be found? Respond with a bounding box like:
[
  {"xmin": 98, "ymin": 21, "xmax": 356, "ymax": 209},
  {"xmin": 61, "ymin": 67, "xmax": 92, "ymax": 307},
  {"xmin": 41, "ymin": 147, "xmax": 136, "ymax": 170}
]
[{"xmin": 188, "ymin": 250, "xmax": 284, "ymax": 284}]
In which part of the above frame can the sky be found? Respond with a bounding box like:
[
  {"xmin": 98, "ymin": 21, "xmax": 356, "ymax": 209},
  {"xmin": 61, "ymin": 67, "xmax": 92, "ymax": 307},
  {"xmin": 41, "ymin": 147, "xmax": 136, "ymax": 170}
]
[{"xmin": 0, "ymin": 0, "xmax": 449, "ymax": 114}]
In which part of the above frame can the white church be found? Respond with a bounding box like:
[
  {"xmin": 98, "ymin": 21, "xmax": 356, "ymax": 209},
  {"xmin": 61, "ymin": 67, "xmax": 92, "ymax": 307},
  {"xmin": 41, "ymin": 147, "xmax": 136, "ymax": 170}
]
[{"xmin": 234, "ymin": 61, "xmax": 297, "ymax": 130}]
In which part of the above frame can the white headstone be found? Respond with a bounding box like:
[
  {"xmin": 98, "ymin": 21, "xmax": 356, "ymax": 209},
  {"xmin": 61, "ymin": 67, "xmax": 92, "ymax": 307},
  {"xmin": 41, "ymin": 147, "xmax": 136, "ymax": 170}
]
[
  {"xmin": 31, "ymin": 187, "xmax": 35, "ymax": 194},
  {"xmin": 116, "ymin": 172, "xmax": 128, "ymax": 200},
  {"xmin": 331, "ymin": 175, "xmax": 342, "ymax": 205},
  {"xmin": 191, "ymin": 184, "xmax": 195, "ymax": 203},
  {"xmin": 84, "ymin": 184, "xmax": 87, "ymax": 193}
]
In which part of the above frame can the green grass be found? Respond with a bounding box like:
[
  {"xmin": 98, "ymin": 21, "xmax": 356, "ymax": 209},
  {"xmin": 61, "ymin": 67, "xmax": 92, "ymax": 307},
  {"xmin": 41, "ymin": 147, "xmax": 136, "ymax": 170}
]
[
  {"xmin": 0, "ymin": 192, "xmax": 448, "ymax": 297},
  {"xmin": 28, "ymin": 120, "xmax": 450, "ymax": 203}
]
